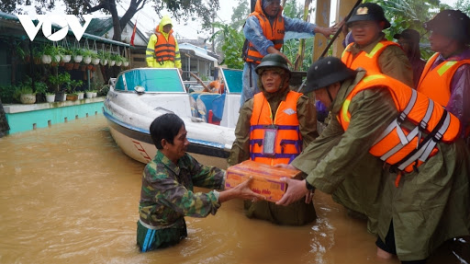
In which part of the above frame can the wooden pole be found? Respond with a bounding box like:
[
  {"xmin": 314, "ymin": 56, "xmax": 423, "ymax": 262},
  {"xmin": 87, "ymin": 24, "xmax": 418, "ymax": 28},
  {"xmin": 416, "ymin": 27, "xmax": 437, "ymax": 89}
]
[
  {"xmin": 294, "ymin": 0, "xmax": 312, "ymax": 71},
  {"xmin": 332, "ymin": 0, "xmax": 360, "ymax": 57},
  {"xmin": 312, "ymin": 0, "xmax": 331, "ymax": 62}
]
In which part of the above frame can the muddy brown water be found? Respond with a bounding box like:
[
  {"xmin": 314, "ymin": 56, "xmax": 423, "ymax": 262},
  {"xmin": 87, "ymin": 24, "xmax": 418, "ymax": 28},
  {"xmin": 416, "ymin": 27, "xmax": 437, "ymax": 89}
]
[{"xmin": 0, "ymin": 115, "xmax": 467, "ymax": 263}]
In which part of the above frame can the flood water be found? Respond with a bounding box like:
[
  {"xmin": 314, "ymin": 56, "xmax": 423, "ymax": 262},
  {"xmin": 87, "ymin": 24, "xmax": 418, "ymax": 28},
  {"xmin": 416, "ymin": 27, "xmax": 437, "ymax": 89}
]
[{"xmin": 0, "ymin": 115, "xmax": 468, "ymax": 264}]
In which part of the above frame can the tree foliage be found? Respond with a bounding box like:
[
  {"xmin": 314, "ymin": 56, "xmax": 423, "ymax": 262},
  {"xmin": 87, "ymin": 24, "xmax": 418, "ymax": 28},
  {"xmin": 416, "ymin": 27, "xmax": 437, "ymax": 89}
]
[
  {"xmin": 210, "ymin": 22, "xmax": 245, "ymax": 69},
  {"xmin": 0, "ymin": 0, "xmax": 220, "ymax": 41},
  {"xmin": 209, "ymin": 0, "xmax": 248, "ymax": 69},
  {"xmin": 281, "ymin": 0, "xmax": 313, "ymax": 71},
  {"xmin": 366, "ymin": 0, "xmax": 444, "ymax": 59}
]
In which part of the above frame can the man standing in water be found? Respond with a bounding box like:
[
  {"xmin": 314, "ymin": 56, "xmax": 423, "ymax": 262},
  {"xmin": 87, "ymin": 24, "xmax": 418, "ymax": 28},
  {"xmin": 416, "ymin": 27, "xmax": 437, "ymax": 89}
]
[
  {"xmin": 341, "ymin": 3, "xmax": 413, "ymax": 86},
  {"xmin": 228, "ymin": 54, "xmax": 318, "ymax": 225},
  {"xmin": 137, "ymin": 113, "xmax": 264, "ymax": 252},
  {"xmin": 240, "ymin": 0, "xmax": 338, "ymax": 105},
  {"xmin": 277, "ymin": 57, "xmax": 470, "ymax": 264}
]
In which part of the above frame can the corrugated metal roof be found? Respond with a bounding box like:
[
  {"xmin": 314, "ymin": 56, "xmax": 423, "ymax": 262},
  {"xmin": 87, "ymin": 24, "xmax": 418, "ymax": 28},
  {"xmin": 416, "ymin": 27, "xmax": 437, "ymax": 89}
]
[
  {"xmin": 179, "ymin": 43, "xmax": 218, "ymax": 62},
  {"xmin": 85, "ymin": 17, "xmax": 114, "ymax": 37}
]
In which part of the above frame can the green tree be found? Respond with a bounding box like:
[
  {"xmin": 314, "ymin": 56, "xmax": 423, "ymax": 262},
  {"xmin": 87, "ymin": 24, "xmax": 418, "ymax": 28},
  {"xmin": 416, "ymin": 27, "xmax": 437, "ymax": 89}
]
[
  {"xmin": 230, "ymin": 0, "xmax": 250, "ymax": 31},
  {"xmin": 454, "ymin": 0, "xmax": 470, "ymax": 16},
  {"xmin": 0, "ymin": 0, "xmax": 220, "ymax": 42},
  {"xmin": 281, "ymin": 0, "xmax": 314, "ymax": 71},
  {"xmin": 209, "ymin": 0, "xmax": 249, "ymax": 69},
  {"xmin": 210, "ymin": 22, "xmax": 245, "ymax": 69},
  {"xmin": 366, "ymin": 0, "xmax": 442, "ymax": 59}
]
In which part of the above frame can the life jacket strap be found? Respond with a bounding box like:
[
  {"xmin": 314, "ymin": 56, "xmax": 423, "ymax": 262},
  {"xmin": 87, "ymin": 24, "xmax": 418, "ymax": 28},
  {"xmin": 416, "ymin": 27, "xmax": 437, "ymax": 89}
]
[
  {"xmin": 398, "ymin": 89, "xmax": 418, "ymax": 123},
  {"xmin": 394, "ymin": 110, "xmax": 450, "ymax": 171}
]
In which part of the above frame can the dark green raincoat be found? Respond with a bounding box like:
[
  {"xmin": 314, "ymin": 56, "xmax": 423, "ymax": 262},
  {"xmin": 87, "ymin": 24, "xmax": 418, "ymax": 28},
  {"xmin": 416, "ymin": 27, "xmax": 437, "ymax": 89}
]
[
  {"xmin": 228, "ymin": 70, "xmax": 318, "ymax": 225},
  {"xmin": 292, "ymin": 70, "xmax": 470, "ymax": 261}
]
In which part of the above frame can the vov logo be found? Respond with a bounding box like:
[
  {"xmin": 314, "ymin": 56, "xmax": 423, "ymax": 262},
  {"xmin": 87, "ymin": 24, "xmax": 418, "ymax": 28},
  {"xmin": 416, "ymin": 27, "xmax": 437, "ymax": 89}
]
[{"xmin": 17, "ymin": 15, "xmax": 93, "ymax": 42}]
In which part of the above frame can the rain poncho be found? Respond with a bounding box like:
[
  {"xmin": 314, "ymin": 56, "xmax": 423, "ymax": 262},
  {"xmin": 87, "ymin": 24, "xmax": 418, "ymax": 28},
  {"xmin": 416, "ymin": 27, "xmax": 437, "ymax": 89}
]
[
  {"xmin": 229, "ymin": 70, "xmax": 318, "ymax": 225},
  {"xmin": 430, "ymin": 49, "xmax": 470, "ymax": 141},
  {"xmin": 145, "ymin": 15, "xmax": 182, "ymax": 69},
  {"xmin": 291, "ymin": 69, "xmax": 470, "ymax": 261}
]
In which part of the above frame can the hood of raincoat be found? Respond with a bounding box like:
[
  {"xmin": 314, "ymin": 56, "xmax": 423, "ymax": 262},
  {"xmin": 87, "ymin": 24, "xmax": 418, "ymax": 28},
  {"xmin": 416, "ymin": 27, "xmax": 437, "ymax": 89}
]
[
  {"xmin": 255, "ymin": 0, "xmax": 283, "ymax": 18},
  {"xmin": 156, "ymin": 15, "xmax": 174, "ymax": 37}
]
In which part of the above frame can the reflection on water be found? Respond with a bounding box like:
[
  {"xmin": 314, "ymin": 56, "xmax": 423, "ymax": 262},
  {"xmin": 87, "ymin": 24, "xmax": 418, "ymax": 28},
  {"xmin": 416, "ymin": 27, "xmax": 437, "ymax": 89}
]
[{"xmin": 0, "ymin": 115, "xmax": 467, "ymax": 263}]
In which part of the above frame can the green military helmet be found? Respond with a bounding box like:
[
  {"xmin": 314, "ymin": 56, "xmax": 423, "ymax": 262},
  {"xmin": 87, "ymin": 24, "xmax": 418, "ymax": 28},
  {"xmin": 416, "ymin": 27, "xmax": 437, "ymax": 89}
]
[
  {"xmin": 347, "ymin": 2, "xmax": 391, "ymax": 29},
  {"xmin": 255, "ymin": 53, "xmax": 291, "ymax": 77}
]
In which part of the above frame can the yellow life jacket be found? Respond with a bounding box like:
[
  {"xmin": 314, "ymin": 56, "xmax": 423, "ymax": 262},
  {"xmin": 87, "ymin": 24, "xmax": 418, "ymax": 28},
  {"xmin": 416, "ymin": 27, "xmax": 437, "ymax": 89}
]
[
  {"xmin": 338, "ymin": 74, "xmax": 461, "ymax": 173},
  {"xmin": 249, "ymin": 91, "xmax": 303, "ymax": 165}
]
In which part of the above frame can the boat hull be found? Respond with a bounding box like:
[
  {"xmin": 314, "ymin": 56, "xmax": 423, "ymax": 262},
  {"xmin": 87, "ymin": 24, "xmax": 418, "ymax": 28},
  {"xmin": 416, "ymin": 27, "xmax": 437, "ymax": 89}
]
[{"xmin": 104, "ymin": 111, "xmax": 229, "ymax": 169}]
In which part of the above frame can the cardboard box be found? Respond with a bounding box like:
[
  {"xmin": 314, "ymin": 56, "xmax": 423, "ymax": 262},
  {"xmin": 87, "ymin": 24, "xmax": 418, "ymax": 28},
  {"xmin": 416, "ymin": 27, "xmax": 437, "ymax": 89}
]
[{"xmin": 225, "ymin": 160, "xmax": 302, "ymax": 202}]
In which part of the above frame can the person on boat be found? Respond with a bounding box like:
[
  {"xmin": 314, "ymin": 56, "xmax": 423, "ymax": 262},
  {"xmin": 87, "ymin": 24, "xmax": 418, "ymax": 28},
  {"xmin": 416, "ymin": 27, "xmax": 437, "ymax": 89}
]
[
  {"xmin": 145, "ymin": 15, "xmax": 182, "ymax": 72},
  {"xmin": 276, "ymin": 57, "xmax": 470, "ymax": 264},
  {"xmin": 190, "ymin": 72, "xmax": 223, "ymax": 93},
  {"xmin": 393, "ymin": 29, "xmax": 426, "ymax": 88},
  {"xmin": 240, "ymin": 0, "xmax": 339, "ymax": 106},
  {"xmin": 228, "ymin": 53, "xmax": 318, "ymax": 226},
  {"xmin": 342, "ymin": 3, "xmax": 413, "ymax": 87},
  {"xmin": 417, "ymin": 9, "xmax": 470, "ymax": 147},
  {"xmin": 203, "ymin": 80, "xmax": 222, "ymax": 93},
  {"xmin": 137, "ymin": 113, "xmax": 264, "ymax": 252}
]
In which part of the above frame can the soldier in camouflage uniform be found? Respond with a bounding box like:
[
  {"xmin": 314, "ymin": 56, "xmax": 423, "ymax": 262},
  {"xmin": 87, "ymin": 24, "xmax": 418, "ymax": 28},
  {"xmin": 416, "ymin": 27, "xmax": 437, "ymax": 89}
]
[{"xmin": 137, "ymin": 113, "xmax": 264, "ymax": 252}]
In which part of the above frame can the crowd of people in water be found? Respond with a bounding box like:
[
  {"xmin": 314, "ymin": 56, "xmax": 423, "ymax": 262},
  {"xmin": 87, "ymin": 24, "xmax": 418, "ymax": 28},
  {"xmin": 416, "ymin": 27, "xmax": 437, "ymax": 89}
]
[{"xmin": 140, "ymin": 1, "xmax": 470, "ymax": 263}]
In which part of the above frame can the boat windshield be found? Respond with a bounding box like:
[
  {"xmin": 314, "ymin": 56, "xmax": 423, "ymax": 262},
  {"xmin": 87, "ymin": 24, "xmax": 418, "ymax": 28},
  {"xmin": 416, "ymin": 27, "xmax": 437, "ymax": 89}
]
[
  {"xmin": 114, "ymin": 68, "xmax": 185, "ymax": 92},
  {"xmin": 221, "ymin": 69, "xmax": 242, "ymax": 94}
]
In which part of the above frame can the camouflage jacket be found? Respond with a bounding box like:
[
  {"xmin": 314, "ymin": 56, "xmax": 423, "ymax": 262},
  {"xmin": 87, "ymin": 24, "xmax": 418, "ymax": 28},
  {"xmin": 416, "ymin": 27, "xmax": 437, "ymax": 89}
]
[{"xmin": 139, "ymin": 150, "xmax": 225, "ymax": 229}]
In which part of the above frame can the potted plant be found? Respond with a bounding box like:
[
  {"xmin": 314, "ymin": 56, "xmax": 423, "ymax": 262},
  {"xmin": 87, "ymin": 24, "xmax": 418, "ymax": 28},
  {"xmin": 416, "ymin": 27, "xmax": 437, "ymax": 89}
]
[
  {"xmin": 122, "ymin": 57, "xmax": 129, "ymax": 67},
  {"xmin": 14, "ymin": 81, "xmax": 36, "ymax": 104},
  {"xmin": 51, "ymin": 45, "xmax": 63, "ymax": 66},
  {"xmin": 85, "ymin": 89, "xmax": 94, "ymax": 99},
  {"xmin": 91, "ymin": 51, "xmax": 100, "ymax": 65},
  {"xmin": 61, "ymin": 47, "xmax": 72, "ymax": 64},
  {"xmin": 66, "ymin": 79, "xmax": 83, "ymax": 101},
  {"xmin": 109, "ymin": 53, "xmax": 120, "ymax": 66},
  {"xmin": 41, "ymin": 45, "xmax": 55, "ymax": 64},
  {"xmin": 71, "ymin": 48, "xmax": 83, "ymax": 63},
  {"xmin": 0, "ymin": 84, "xmax": 18, "ymax": 104},
  {"xmin": 111, "ymin": 54, "xmax": 123, "ymax": 66},
  {"xmin": 45, "ymin": 92, "xmax": 56, "ymax": 103},
  {"xmin": 34, "ymin": 80, "xmax": 49, "ymax": 103},
  {"xmin": 98, "ymin": 51, "xmax": 109, "ymax": 66},
  {"xmin": 48, "ymin": 72, "xmax": 71, "ymax": 101},
  {"xmin": 81, "ymin": 49, "xmax": 93, "ymax": 64}
]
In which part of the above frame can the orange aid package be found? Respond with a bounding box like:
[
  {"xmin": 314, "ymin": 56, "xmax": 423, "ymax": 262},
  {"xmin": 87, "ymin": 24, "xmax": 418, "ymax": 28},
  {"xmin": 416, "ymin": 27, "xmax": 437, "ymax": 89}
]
[{"xmin": 225, "ymin": 160, "xmax": 302, "ymax": 202}]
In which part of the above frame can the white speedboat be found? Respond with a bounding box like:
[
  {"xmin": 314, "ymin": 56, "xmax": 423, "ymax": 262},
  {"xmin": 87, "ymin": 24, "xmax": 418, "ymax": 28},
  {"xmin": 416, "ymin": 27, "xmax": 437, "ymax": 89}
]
[{"xmin": 103, "ymin": 67, "xmax": 242, "ymax": 168}]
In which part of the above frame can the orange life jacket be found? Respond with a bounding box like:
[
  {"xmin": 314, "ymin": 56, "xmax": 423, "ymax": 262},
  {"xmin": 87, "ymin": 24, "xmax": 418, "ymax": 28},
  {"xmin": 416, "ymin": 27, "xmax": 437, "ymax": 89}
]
[
  {"xmin": 341, "ymin": 41, "xmax": 399, "ymax": 75},
  {"xmin": 417, "ymin": 52, "xmax": 470, "ymax": 107},
  {"xmin": 244, "ymin": 0, "xmax": 285, "ymax": 65},
  {"xmin": 338, "ymin": 74, "xmax": 461, "ymax": 173},
  {"xmin": 250, "ymin": 91, "xmax": 303, "ymax": 165},
  {"xmin": 154, "ymin": 31, "xmax": 176, "ymax": 63}
]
